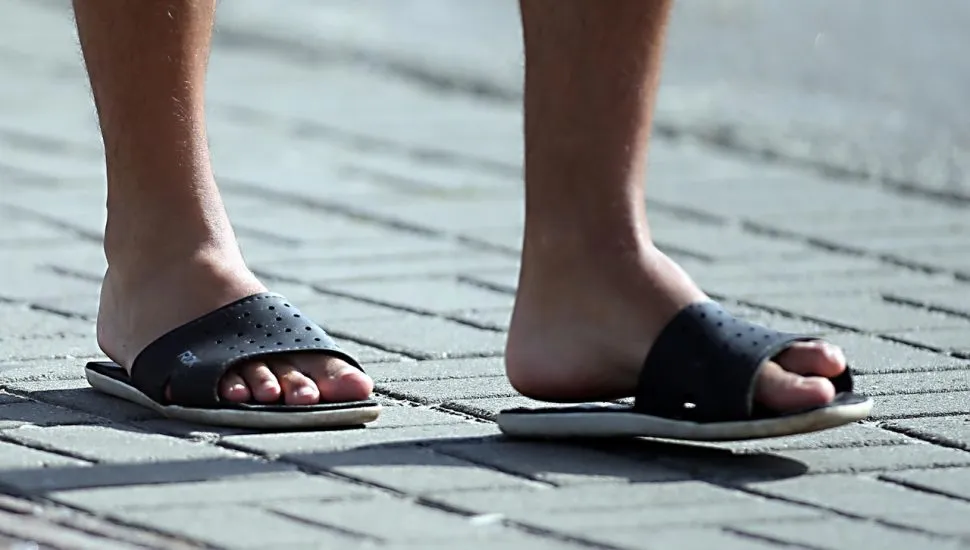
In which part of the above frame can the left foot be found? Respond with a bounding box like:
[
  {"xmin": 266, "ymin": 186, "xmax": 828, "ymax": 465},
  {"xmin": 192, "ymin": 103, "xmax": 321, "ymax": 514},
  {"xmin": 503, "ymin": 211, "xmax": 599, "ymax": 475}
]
[{"xmin": 506, "ymin": 244, "xmax": 846, "ymax": 413}]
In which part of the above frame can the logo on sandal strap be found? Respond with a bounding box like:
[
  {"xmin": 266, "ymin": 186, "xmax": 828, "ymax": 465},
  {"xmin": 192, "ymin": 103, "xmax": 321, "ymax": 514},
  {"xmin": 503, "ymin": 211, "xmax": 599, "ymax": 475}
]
[{"xmin": 178, "ymin": 351, "xmax": 200, "ymax": 366}]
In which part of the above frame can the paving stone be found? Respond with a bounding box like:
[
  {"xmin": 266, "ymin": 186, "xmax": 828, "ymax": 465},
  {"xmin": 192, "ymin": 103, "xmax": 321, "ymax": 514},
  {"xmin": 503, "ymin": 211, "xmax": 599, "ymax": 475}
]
[
  {"xmin": 326, "ymin": 277, "xmax": 513, "ymax": 314},
  {"xmin": 856, "ymin": 370, "xmax": 970, "ymax": 396},
  {"xmin": 0, "ymin": 304, "xmax": 93, "ymax": 339},
  {"xmin": 697, "ymin": 269, "xmax": 954, "ymax": 298},
  {"xmin": 448, "ymin": 308, "xmax": 512, "ymax": 330},
  {"xmin": 887, "ymin": 327, "xmax": 970, "ymax": 356},
  {"xmin": 378, "ymin": 377, "xmax": 517, "ymax": 404},
  {"xmin": 442, "ymin": 396, "xmax": 548, "ymax": 420},
  {"xmin": 582, "ymin": 526, "xmax": 796, "ymax": 550},
  {"xmin": 869, "ymin": 392, "xmax": 970, "ymax": 420},
  {"xmin": 0, "ymin": 439, "xmax": 87, "ymax": 470},
  {"xmin": 0, "ymin": 267, "xmax": 100, "ymax": 301},
  {"xmin": 330, "ymin": 315, "xmax": 505, "ymax": 359},
  {"xmin": 752, "ymin": 294, "xmax": 970, "ymax": 332},
  {"xmin": 514, "ymin": 499, "xmax": 823, "ymax": 534},
  {"xmin": 882, "ymin": 416, "xmax": 970, "ymax": 451},
  {"xmin": 427, "ymin": 481, "xmax": 759, "ymax": 515},
  {"xmin": 284, "ymin": 445, "xmax": 538, "ymax": 493},
  {"xmin": 267, "ymin": 497, "xmax": 519, "ymax": 542},
  {"xmin": 225, "ymin": 422, "xmax": 498, "ymax": 456},
  {"xmin": 367, "ymin": 357, "xmax": 505, "ymax": 382},
  {"xmin": 434, "ymin": 440, "xmax": 685, "ymax": 485},
  {"xmin": 882, "ymin": 468, "xmax": 970, "ymax": 502},
  {"xmin": 734, "ymin": 517, "xmax": 964, "ymax": 550},
  {"xmin": 332, "ymin": 337, "xmax": 406, "ymax": 364},
  {"xmin": 686, "ymin": 444, "xmax": 970, "ymax": 481},
  {"xmin": 0, "ymin": 508, "xmax": 141, "ymax": 550},
  {"xmin": 3, "ymin": 424, "xmax": 243, "ymax": 464},
  {"xmin": 886, "ymin": 286, "xmax": 970, "ymax": 318},
  {"xmin": 0, "ymin": 357, "xmax": 89, "ymax": 383},
  {"xmin": 821, "ymin": 333, "xmax": 968, "ymax": 373},
  {"xmin": 4, "ymin": 379, "xmax": 160, "ymax": 422},
  {"xmin": 459, "ymin": 271, "xmax": 518, "ymax": 294},
  {"xmin": 718, "ymin": 422, "xmax": 918, "ymax": 452},
  {"xmin": 50, "ymin": 471, "xmax": 373, "ymax": 512},
  {"xmin": 115, "ymin": 505, "xmax": 361, "ymax": 549},
  {"xmin": 260, "ymin": 252, "xmax": 516, "ymax": 282},
  {"xmin": 0, "ymin": 400, "xmax": 104, "ymax": 428},
  {"xmin": 0, "ymin": 334, "xmax": 102, "ymax": 362}
]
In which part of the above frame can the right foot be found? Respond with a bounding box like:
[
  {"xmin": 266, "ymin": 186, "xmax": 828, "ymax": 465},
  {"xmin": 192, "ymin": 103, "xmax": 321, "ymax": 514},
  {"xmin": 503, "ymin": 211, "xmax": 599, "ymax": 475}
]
[{"xmin": 96, "ymin": 247, "xmax": 374, "ymax": 405}]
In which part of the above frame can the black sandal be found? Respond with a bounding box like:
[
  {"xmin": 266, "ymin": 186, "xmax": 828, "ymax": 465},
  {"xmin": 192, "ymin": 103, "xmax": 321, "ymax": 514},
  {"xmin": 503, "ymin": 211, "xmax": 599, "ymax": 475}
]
[
  {"xmin": 85, "ymin": 293, "xmax": 380, "ymax": 429},
  {"xmin": 497, "ymin": 301, "xmax": 872, "ymax": 441}
]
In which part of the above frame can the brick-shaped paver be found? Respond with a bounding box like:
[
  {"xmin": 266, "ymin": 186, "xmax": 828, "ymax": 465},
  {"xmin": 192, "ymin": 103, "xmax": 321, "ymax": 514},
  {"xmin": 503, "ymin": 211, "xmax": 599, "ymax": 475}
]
[
  {"xmin": 882, "ymin": 416, "xmax": 970, "ymax": 451},
  {"xmin": 367, "ymin": 357, "xmax": 505, "ymax": 382},
  {"xmin": 326, "ymin": 277, "xmax": 514, "ymax": 315},
  {"xmin": 734, "ymin": 517, "xmax": 964, "ymax": 550},
  {"xmin": 330, "ymin": 315, "xmax": 505, "ymax": 359}
]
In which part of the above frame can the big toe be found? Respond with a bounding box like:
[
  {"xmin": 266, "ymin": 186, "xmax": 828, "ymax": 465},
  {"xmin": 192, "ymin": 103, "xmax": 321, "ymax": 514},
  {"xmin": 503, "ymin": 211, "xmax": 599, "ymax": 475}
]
[
  {"xmin": 295, "ymin": 355, "xmax": 374, "ymax": 402},
  {"xmin": 754, "ymin": 342, "xmax": 846, "ymax": 413}
]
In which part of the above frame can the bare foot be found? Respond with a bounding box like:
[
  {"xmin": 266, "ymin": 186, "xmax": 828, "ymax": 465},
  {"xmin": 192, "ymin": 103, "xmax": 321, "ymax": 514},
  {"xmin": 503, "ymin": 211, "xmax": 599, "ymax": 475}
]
[
  {"xmin": 505, "ymin": 245, "xmax": 845, "ymax": 412},
  {"xmin": 96, "ymin": 247, "xmax": 373, "ymax": 405}
]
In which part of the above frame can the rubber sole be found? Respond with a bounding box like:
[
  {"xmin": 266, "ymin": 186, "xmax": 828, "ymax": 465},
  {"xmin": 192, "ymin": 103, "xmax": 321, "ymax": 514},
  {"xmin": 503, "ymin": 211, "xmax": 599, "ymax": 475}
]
[
  {"xmin": 85, "ymin": 366, "xmax": 381, "ymax": 430},
  {"xmin": 496, "ymin": 395, "xmax": 874, "ymax": 442}
]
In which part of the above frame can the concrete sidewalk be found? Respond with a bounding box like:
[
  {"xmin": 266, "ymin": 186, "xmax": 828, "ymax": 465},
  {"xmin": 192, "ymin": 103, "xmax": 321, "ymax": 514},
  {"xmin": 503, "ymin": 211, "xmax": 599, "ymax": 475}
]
[{"xmin": 0, "ymin": 1, "xmax": 969, "ymax": 549}]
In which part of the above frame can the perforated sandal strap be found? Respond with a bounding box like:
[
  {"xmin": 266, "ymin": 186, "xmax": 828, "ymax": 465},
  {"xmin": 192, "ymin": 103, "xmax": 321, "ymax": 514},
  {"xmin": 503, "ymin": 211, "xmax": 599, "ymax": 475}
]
[
  {"xmin": 129, "ymin": 293, "xmax": 359, "ymax": 407},
  {"xmin": 633, "ymin": 301, "xmax": 824, "ymax": 422}
]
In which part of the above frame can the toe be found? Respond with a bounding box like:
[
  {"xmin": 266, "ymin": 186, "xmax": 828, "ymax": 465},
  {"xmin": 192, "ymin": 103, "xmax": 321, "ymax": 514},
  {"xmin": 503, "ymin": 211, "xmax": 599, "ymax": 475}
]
[
  {"xmin": 270, "ymin": 362, "xmax": 321, "ymax": 405},
  {"xmin": 773, "ymin": 341, "xmax": 846, "ymax": 377},
  {"xmin": 755, "ymin": 360, "xmax": 836, "ymax": 412},
  {"xmin": 295, "ymin": 355, "xmax": 374, "ymax": 402},
  {"xmin": 219, "ymin": 371, "xmax": 252, "ymax": 402},
  {"xmin": 240, "ymin": 362, "xmax": 282, "ymax": 403}
]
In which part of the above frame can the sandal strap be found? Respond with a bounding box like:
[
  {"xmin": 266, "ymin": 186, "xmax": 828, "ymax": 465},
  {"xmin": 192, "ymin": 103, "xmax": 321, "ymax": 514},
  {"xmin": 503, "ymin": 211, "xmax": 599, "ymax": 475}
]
[
  {"xmin": 633, "ymin": 301, "xmax": 852, "ymax": 422},
  {"xmin": 129, "ymin": 293, "xmax": 360, "ymax": 407}
]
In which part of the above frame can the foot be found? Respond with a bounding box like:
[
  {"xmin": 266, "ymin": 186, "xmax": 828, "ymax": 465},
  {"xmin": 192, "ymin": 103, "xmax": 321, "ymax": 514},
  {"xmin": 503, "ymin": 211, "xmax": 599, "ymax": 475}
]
[
  {"xmin": 506, "ymin": 245, "xmax": 845, "ymax": 413},
  {"xmin": 96, "ymin": 247, "xmax": 374, "ymax": 405}
]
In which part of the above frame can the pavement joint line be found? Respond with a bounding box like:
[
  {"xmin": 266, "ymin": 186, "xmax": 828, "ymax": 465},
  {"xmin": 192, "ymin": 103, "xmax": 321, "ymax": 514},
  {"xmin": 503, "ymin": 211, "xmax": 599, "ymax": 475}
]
[
  {"xmin": 222, "ymin": 179, "xmax": 443, "ymax": 238},
  {"xmin": 725, "ymin": 482, "xmax": 970, "ymax": 545},
  {"xmin": 1, "ymin": 202, "xmax": 104, "ymax": 244},
  {"xmin": 878, "ymin": 473, "xmax": 970, "ymax": 505},
  {"xmin": 415, "ymin": 495, "xmax": 627, "ymax": 550},
  {"xmin": 877, "ymin": 423, "xmax": 970, "ymax": 453},
  {"xmin": 264, "ymin": 507, "xmax": 381, "ymax": 543},
  {"xmin": 882, "ymin": 294, "xmax": 970, "ymax": 323},
  {"xmin": 457, "ymin": 274, "xmax": 515, "ymax": 295},
  {"xmin": 428, "ymin": 445, "xmax": 560, "ymax": 489},
  {"xmin": 720, "ymin": 526, "xmax": 831, "ymax": 550}
]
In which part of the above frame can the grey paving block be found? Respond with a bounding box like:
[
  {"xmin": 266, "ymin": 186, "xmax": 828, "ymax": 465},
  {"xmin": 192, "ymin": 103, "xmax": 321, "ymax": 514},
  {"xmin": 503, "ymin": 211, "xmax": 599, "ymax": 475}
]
[
  {"xmin": 748, "ymin": 474, "xmax": 970, "ymax": 529},
  {"xmin": 0, "ymin": 458, "xmax": 294, "ymax": 494},
  {"xmin": 3, "ymin": 424, "xmax": 243, "ymax": 464},
  {"xmin": 333, "ymin": 337, "xmax": 406, "ymax": 364},
  {"xmin": 51, "ymin": 471, "xmax": 373, "ymax": 512},
  {"xmin": 378, "ymin": 377, "xmax": 516, "ymax": 404},
  {"xmin": 4, "ymin": 379, "xmax": 160, "ymax": 422},
  {"xmin": 0, "ymin": 267, "xmax": 100, "ymax": 301},
  {"xmin": 267, "ymin": 497, "xmax": 519, "ymax": 542},
  {"xmin": 0, "ymin": 508, "xmax": 141, "ymax": 550},
  {"xmin": 734, "ymin": 516, "xmax": 963, "ymax": 550},
  {"xmin": 887, "ymin": 327, "xmax": 970, "ymax": 356},
  {"xmin": 582, "ymin": 526, "xmax": 795, "ymax": 550},
  {"xmin": 284, "ymin": 445, "xmax": 538, "ymax": 493},
  {"xmin": 448, "ymin": 308, "xmax": 512, "ymax": 331},
  {"xmin": 434, "ymin": 440, "xmax": 685, "ymax": 485},
  {"xmin": 886, "ymin": 286, "xmax": 970, "ymax": 318},
  {"xmin": 330, "ymin": 315, "xmax": 505, "ymax": 359},
  {"xmin": 0, "ymin": 304, "xmax": 93, "ymax": 339},
  {"xmin": 882, "ymin": 467, "xmax": 970, "ymax": 502},
  {"xmin": 690, "ymin": 444, "xmax": 970, "ymax": 481},
  {"xmin": 0, "ymin": 439, "xmax": 87, "ymax": 470},
  {"xmin": 0, "ymin": 400, "xmax": 105, "ymax": 428},
  {"xmin": 821, "ymin": 333, "xmax": 968, "ymax": 373},
  {"xmin": 260, "ymin": 252, "xmax": 516, "ymax": 282},
  {"xmin": 442, "ymin": 396, "xmax": 548, "ymax": 420},
  {"xmin": 869, "ymin": 391, "xmax": 970, "ymax": 420},
  {"xmin": 718, "ymin": 422, "xmax": 918, "ymax": 452},
  {"xmin": 654, "ymin": 225, "xmax": 818, "ymax": 261},
  {"xmin": 427, "ymin": 481, "xmax": 759, "ymax": 515},
  {"xmin": 753, "ymin": 294, "xmax": 970, "ymax": 332},
  {"xmin": 367, "ymin": 357, "xmax": 505, "ymax": 382},
  {"xmin": 856, "ymin": 369, "xmax": 970, "ymax": 396},
  {"xmin": 460, "ymin": 271, "xmax": 518, "ymax": 294},
  {"xmin": 326, "ymin": 277, "xmax": 513, "ymax": 315},
  {"xmin": 0, "ymin": 334, "xmax": 102, "ymax": 362},
  {"xmin": 27, "ymin": 295, "xmax": 99, "ymax": 319},
  {"xmin": 514, "ymin": 499, "xmax": 823, "ymax": 534},
  {"xmin": 0, "ymin": 357, "xmax": 89, "ymax": 383},
  {"xmin": 882, "ymin": 416, "xmax": 970, "ymax": 451},
  {"xmin": 698, "ymin": 269, "xmax": 955, "ymax": 299},
  {"xmin": 115, "ymin": 505, "xmax": 361, "ymax": 549},
  {"xmin": 225, "ymin": 422, "xmax": 498, "ymax": 456}
]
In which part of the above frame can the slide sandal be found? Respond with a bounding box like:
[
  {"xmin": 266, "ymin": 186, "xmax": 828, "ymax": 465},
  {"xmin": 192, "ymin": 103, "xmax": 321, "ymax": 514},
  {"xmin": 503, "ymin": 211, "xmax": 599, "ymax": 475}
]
[
  {"xmin": 497, "ymin": 301, "xmax": 872, "ymax": 442},
  {"xmin": 85, "ymin": 292, "xmax": 381, "ymax": 429}
]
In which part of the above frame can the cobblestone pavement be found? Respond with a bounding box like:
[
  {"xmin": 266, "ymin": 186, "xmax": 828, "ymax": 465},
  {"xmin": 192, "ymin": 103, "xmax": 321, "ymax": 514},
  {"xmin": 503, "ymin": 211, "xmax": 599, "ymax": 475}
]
[{"xmin": 0, "ymin": 1, "xmax": 969, "ymax": 549}]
